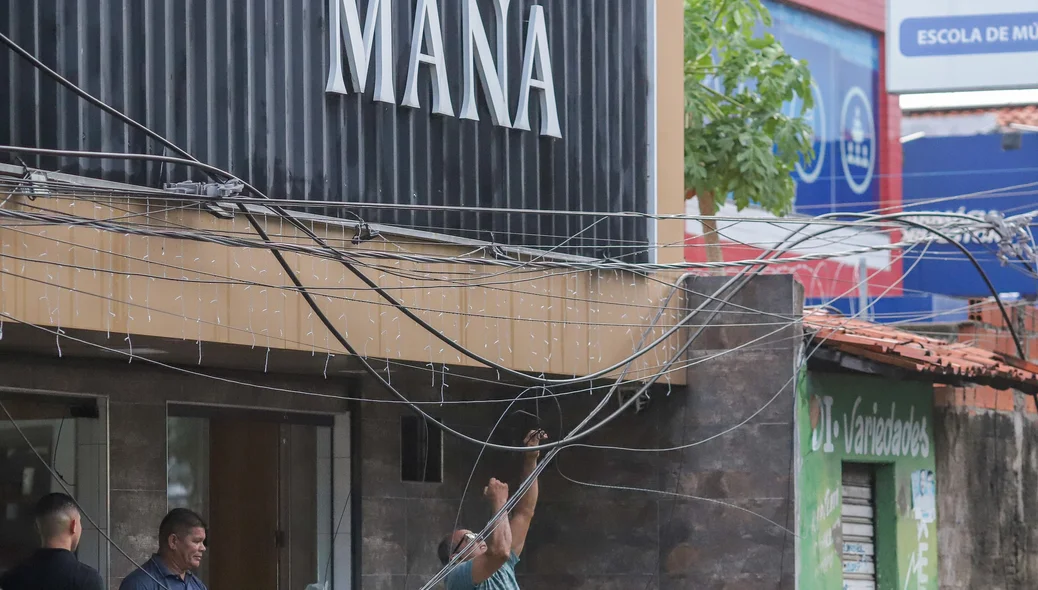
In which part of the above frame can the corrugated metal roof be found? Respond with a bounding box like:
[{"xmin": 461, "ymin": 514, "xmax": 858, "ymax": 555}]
[{"xmin": 805, "ymin": 310, "xmax": 1038, "ymax": 393}]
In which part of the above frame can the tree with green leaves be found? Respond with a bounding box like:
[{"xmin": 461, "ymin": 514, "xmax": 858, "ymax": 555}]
[{"xmin": 685, "ymin": 0, "xmax": 815, "ymax": 264}]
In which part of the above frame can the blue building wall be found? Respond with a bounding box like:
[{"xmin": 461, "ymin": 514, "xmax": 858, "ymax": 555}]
[
  {"xmin": 900, "ymin": 133, "xmax": 1038, "ymax": 299},
  {"xmin": 809, "ymin": 131, "xmax": 1038, "ymax": 320}
]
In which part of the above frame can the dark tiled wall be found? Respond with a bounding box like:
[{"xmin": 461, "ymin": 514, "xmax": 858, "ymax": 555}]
[
  {"xmin": 0, "ymin": 355, "xmax": 349, "ymax": 590},
  {"xmin": 357, "ymin": 275, "xmax": 802, "ymax": 590}
]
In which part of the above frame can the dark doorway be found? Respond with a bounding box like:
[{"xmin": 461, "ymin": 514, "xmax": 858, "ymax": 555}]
[{"xmin": 168, "ymin": 407, "xmax": 341, "ymax": 590}]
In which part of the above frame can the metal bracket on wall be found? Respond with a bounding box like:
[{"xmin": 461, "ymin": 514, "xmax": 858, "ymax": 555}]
[
  {"xmin": 617, "ymin": 385, "xmax": 651, "ymax": 414},
  {"xmin": 24, "ymin": 170, "xmax": 50, "ymax": 200},
  {"xmin": 164, "ymin": 180, "xmax": 242, "ymax": 219},
  {"xmin": 165, "ymin": 180, "xmax": 244, "ymax": 199},
  {"xmin": 2, "ymin": 168, "xmax": 51, "ymax": 207}
]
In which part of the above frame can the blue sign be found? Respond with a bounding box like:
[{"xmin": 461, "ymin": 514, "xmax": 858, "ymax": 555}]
[
  {"xmin": 803, "ymin": 293, "xmax": 969, "ymax": 325},
  {"xmin": 900, "ymin": 13, "xmax": 1038, "ymax": 57},
  {"xmin": 764, "ymin": 1, "xmax": 882, "ymax": 215},
  {"xmin": 900, "ymin": 133, "xmax": 1038, "ymax": 298}
]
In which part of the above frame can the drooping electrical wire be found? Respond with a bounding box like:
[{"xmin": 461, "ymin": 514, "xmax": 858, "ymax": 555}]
[
  {"xmin": 2, "ymin": 179, "xmax": 1024, "ymax": 457},
  {"xmin": 579, "ymin": 241, "xmax": 935, "ymax": 458},
  {"xmin": 2, "ymin": 180, "xmax": 1021, "ymax": 457},
  {"xmin": 0, "ymin": 233, "xmax": 954, "ymax": 590},
  {"xmin": 5, "ymin": 173, "xmax": 1036, "ymax": 226},
  {"xmin": 622, "ymin": 239, "xmax": 936, "ymax": 590},
  {"xmin": 419, "ymin": 205, "xmax": 1036, "ymax": 586},
  {"xmin": 4, "ymin": 29, "xmax": 1036, "ymax": 590},
  {"xmin": 0, "ymin": 174, "xmax": 992, "ymax": 273},
  {"xmin": 4, "ymin": 196, "xmax": 1025, "ymax": 585}
]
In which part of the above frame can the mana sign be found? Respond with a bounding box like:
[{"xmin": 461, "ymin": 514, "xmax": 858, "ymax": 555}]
[{"xmin": 325, "ymin": 0, "xmax": 563, "ymax": 138}]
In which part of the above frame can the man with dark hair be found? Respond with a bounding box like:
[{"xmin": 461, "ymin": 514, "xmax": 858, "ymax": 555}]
[
  {"xmin": 118, "ymin": 508, "xmax": 208, "ymax": 590},
  {"xmin": 437, "ymin": 429, "xmax": 547, "ymax": 590},
  {"xmin": 0, "ymin": 492, "xmax": 104, "ymax": 590}
]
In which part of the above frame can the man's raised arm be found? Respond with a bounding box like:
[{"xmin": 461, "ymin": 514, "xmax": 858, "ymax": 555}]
[
  {"xmin": 470, "ymin": 478, "xmax": 512, "ymax": 585},
  {"xmin": 510, "ymin": 429, "xmax": 547, "ymax": 557}
]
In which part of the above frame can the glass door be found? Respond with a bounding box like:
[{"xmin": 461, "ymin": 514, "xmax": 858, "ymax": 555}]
[
  {"xmin": 0, "ymin": 395, "xmax": 107, "ymax": 584},
  {"xmin": 167, "ymin": 407, "xmax": 350, "ymax": 590}
]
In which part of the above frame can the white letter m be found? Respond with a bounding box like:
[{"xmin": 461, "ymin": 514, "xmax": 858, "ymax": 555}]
[{"xmin": 325, "ymin": 0, "xmax": 395, "ymax": 104}]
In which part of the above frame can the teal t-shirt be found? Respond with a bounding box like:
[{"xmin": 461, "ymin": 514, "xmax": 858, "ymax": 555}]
[{"xmin": 444, "ymin": 552, "xmax": 520, "ymax": 590}]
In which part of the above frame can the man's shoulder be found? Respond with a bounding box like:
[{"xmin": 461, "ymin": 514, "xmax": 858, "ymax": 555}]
[
  {"xmin": 444, "ymin": 560, "xmax": 475, "ymax": 590},
  {"xmin": 118, "ymin": 563, "xmax": 157, "ymax": 589},
  {"xmin": 0, "ymin": 563, "xmax": 26, "ymax": 588},
  {"xmin": 444, "ymin": 554, "xmax": 520, "ymax": 590},
  {"xmin": 74, "ymin": 562, "xmax": 104, "ymax": 590},
  {"xmin": 186, "ymin": 571, "xmax": 208, "ymax": 590}
]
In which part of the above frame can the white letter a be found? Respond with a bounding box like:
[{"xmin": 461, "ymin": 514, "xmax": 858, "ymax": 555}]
[{"xmin": 514, "ymin": 5, "xmax": 561, "ymax": 138}]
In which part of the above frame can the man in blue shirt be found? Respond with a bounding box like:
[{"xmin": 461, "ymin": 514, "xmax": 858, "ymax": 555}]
[
  {"xmin": 437, "ymin": 430, "xmax": 547, "ymax": 590},
  {"xmin": 119, "ymin": 509, "xmax": 207, "ymax": 590}
]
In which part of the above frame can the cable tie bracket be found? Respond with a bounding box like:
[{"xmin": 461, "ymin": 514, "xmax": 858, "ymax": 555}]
[
  {"xmin": 164, "ymin": 179, "xmax": 244, "ymax": 199},
  {"xmin": 616, "ymin": 384, "xmax": 651, "ymax": 415}
]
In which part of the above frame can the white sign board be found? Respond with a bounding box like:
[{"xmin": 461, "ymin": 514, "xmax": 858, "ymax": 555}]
[{"xmin": 887, "ymin": 0, "xmax": 1038, "ymax": 94}]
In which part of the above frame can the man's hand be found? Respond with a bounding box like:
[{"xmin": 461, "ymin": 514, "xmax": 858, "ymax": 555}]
[
  {"xmin": 510, "ymin": 429, "xmax": 547, "ymax": 558},
  {"xmin": 473, "ymin": 478, "xmax": 514, "ymax": 583},
  {"xmin": 523, "ymin": 429, "xmax": 548, "ymax": 462},
  {"xmin": 484, "ymin": 478, "xmax": 509, "ymax": 508}
]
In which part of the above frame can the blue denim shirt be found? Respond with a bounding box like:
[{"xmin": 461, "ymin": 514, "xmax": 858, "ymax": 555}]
[{"xmin": 118, "ymin": 555, "xmax": 207, "ymax": 590}]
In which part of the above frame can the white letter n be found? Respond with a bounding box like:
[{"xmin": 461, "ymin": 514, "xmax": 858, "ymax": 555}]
[
  {"xmin": 402, "ymin": 0, "xmax": 455, "ymax": 117},
  {"xmin": 325, "ymin": 0, "xmax": 395, "ymax": 104}
]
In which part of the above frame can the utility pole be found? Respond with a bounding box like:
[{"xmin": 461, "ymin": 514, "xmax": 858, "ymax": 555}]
[{"xmin": 857, "ymin": 258, "xmax": 870, "ymax": 320}]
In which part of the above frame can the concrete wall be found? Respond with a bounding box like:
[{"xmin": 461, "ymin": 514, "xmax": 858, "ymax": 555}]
[
  {"xmin": 665, "ymin": 275, "xmax": 802, "ymax": 589},
  {"xmin": 935, "ymin": 389, "xmax": 1038, "ymax": 589},
  {"xmin": 913, "ymin": 301, "xmax": 1038, "ymax": 588},
  {"xmin": 0, "ymin": 187, "xmax": 685, "ymax": 385},
  {"xmin": 654, "ymin": 0, "xmax": 688, "ymax": 267}
]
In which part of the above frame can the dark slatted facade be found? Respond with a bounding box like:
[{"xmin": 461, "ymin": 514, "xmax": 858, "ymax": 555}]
[{"xmin": 1, "ymin": 0, "xmax": 653, "ymax": 259}]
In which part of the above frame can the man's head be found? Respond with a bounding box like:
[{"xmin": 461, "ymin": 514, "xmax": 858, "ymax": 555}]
[
  {"xmin": 437, "ymin": 529, "xmax": 486, "ymax": 566},
  {"xmin": 34, "ymin": 493, "xmax": 82, "ymax": 551},
  {"xmin": 158, "ymin": 508, "xmax": 207, "ymax": 573}
]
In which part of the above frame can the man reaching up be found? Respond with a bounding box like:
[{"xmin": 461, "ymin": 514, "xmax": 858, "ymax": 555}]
[{"xmin": 438, "ymin": 429, "xmax": 548, "ymax": 590}]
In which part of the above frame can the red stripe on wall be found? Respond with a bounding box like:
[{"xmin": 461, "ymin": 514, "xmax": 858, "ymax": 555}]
[
  {"xmin": 777, "ymin": 0, "xmax": 885, "ymax": 33},
  {"xmin": 877, "ymin": 27, "xmax": 904, "ymax": 295}
]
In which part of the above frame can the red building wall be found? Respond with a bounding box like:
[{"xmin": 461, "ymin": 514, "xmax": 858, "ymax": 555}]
[
  {"xmin": 782, "ymin": 0, "xmax": 885, "ymax": 32},
  {"xmin": 780, "ymin": 0, "xmax": 902, "ymax": 214}
]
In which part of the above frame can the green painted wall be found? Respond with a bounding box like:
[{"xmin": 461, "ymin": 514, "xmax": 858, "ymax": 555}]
[{"xmin": 797, "ymin": 371, "xmax": 938, "ymax": 590}]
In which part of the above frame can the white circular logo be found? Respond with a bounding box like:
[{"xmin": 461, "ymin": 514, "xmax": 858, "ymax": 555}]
[
  {"xmin": 839, "ymin": 86, "xmax": 876, "ymax": 196},
  {"xmin": 790, "ymin": 80, "xmax": 826, "ymax": 184}
]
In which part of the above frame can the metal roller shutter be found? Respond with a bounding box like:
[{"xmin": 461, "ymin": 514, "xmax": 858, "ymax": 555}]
[{"xmin": 842, "ymin": 464, "xmax": 876, "ymax": 590}]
